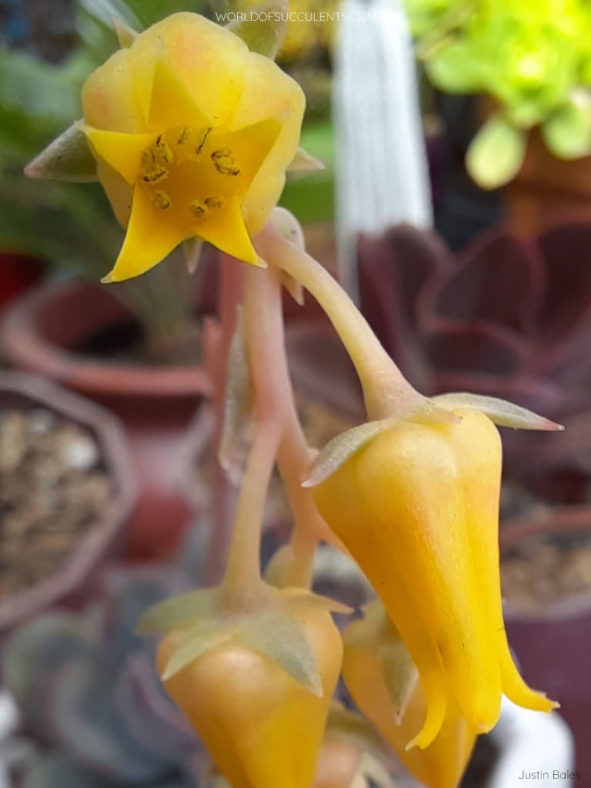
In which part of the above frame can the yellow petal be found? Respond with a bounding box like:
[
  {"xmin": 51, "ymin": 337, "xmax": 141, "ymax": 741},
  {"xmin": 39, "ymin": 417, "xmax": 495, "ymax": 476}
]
[
  {"xmin": 195, "ymin": 196, "xmax": 261, "ymax": 265},
  {"xmin": 149, "ymin": 58, "xmax": 213, "ymax": 130},
  {"xmin": 82, "ymin": 126, "xmax": 156, "ymax": 184},
  {"xmin": 220, "ymin": 117, "xmax": 282, "ymax": 189},
  {"xmin": 445, "ymin": 409, "xmax": 558, "ymax": 714},
  {"xmin": 96, "ymin": 159, "xmax": 133, "ymax": 228},
  {"xmin": 82, "ymin": 48, "xmax": 145, "ymax": 132},
  {"xmin": 314, "ymin": 421, "xmax": 502, "ymax": 733},
  {"xmin": 229, "ymin": 53, "xmax": 305, "ymax": 233},
  {"xmin": 127, "ymin": 13, "xmax": 247, "ymax": 128},
  {"xmin": 104, "ymin": 187, "xmax": 187, "ymax": 281}
]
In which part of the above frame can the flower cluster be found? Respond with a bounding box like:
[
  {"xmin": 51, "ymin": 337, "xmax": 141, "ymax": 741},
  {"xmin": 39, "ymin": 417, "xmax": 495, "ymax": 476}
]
[{"xmin": 26, "ymin": 9, "xmax": 562, "ymax": 788}]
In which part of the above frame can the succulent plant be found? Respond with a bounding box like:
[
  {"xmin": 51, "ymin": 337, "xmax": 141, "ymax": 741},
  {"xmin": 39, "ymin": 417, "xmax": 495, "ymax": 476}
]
[
  {"xmin": 3, "ymin": 554, "xmax": 208, "ymax": 788},
  {"xmin": 357, "ymin": 220, "xmax": 591, "ymax": 519},
  {"xmin": 404, "ymin": 0, "xmax": 591, "ymax": 188}
]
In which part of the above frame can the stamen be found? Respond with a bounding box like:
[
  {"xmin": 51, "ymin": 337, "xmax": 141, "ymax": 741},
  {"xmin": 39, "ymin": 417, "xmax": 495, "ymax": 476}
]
[
  {"xmin": 196, "ymin": 127, "xmax": 212, "ymax": 155},
  {"xmin": 154, "ymin": 190, "xmax": 171, "ymax": 210},
  {"xmin": 177, "ymin": 127, "xmax": 190, "ymax": 145},
  {"xmin": 155, "ymin": 135, "xmax": 173, "ymax": 165},
  {"xmin": 211, "ymin": 147, "xmax": 240, "ymax": 176},
  {"xmin": 190, "ymin": 200, "xmax": 207, "ymax": 219},
  {"xmin": 205, "ymin": 195, "xmax": 223, "ymax": 209},
  {"xmin": 142, "ymin": 168, "xmax": 168, "ymax": 183}
]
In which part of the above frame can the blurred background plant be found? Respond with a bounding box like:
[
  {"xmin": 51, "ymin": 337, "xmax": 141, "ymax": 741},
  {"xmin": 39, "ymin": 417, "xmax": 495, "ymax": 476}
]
[
  {"xmin": 405, "ymin": 0, "xmax": 591, "ymax": 189},
  {"xmin": 0, "ymin": 0, "xmax": 220, "ymax": 360},
  {"xmin": 1, "ymin": 533, "xmax": 210, "ymax": 788}
]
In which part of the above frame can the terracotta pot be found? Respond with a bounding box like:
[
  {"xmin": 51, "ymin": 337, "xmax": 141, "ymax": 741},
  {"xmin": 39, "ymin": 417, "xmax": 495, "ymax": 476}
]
[
  {"xmin": 507, "ymin": 129, "xmax": 591, "ymax": 237},
  {"xmin": 0, "ymin": 252, "xmax": 43, "ymax": 313},
  {"xmin": 0, "ymin": 370, "xmax": 136, "ymax": 634},
  {"xmin": 0, "ymin": 279, "xmax": 211, "ymax": 559},
  {"xmin": 501, "ymin": 512, "xmax": 591, "ymax": 778}
]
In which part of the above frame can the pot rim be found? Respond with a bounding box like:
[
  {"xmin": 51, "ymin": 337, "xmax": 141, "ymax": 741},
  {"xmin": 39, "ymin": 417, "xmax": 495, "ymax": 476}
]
[
  {"xmin": 501, "ymin": 507, "xmax": 591, "ymax": 621},
  {"xmin": 0, "ymin": 279, "xmax": 211, "ymax": 399},
  {"xmin": 0, "ymin": 370, "xmax": 137, "ymax": 632}
]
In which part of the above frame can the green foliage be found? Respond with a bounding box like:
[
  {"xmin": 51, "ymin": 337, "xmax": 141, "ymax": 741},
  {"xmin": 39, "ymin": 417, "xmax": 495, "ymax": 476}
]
[
  {"xmin": 405, "ymin": 0, "xmax": 591, "ymax": 186},
  {"xmin": 0, "ymin": 0, "xmax": 211, "ymax": 342}
]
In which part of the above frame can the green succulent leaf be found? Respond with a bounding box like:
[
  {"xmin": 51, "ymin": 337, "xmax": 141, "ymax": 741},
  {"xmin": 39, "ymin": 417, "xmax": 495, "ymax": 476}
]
[
  {"xmin": 25, "ymin": 123, "xmax": 97, "ymax": 183},
  {"xmin": 466, "ymin": 115, "xmax": 526, "ymax": 189},
  {"xmin": 227, "ymin": 0, "xmax": 289, "ymax": 59},
  {"xmin": 543, "ymin": 97, "xmax": 591, "ymax": 160}
]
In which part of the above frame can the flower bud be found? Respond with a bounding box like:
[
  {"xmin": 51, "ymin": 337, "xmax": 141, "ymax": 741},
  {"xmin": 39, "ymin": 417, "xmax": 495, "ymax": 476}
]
[
  {"xmin": 342, "ymin": 603, "xmax": 475, "ymax": 788},
  {"xmin": 313, "ymin": 408, "xmax": 557, "ymax": 748},
  {"xmin": 158, "ymin": 604, "xmax": 342, "ymax": 788}
]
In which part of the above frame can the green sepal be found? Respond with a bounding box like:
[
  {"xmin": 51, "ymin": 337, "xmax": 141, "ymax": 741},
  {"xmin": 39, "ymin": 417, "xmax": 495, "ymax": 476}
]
[
  {"xmin": 238, "ymin": 611, "xmax": 323, "ymax": 696},
  {"xmin": 303, "ymin": 418, "xmax": 400, "ymax": 487},
  {"xmin": 161, "ymin": 618, "xmax": 232, "ymax": 680},
  {"xmin": 25, "ymin": 122, "xmax": 98, "ymax": 183},
  {"xmin": 183, "ymin": 237, "xmax": 203, "ymax": 275},
  {"xmin": 281, "ymin": 587, "xmax": 352, "ymax": 616},
  {"xmin": 227, "ymin": 0, "xmax": 289, "ymax": 59},
  {"xmin": 380, "ymin": 636, "xmax": 419, "ymax": 724},
  {"xmin": 113, "ymin": 17, "xmax": 138, "ymax": 48},
  {"xmin": 287, "ymin": 147, "xmax": 326, "ymax": 173},
  {"xmin": 137, "ymin": 588, "xmax": 218, "ymax": 635},
  {"xmin": 431, "ymin": 392, "xmax": 564, "ymax": 431},
  {"xmin": 466, "ymin": 115, "xmax": 526, "ymax": 190}
]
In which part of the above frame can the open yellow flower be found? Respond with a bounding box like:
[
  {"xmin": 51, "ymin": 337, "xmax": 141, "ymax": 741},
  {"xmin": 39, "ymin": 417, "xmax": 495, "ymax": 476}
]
[
  {"xmin": 312, "ymin": 406, "xmax": 558, "ymax": 749},
  {"xmin": 80, "ymin": 12, "xmax": 305, "ymax": 281}
]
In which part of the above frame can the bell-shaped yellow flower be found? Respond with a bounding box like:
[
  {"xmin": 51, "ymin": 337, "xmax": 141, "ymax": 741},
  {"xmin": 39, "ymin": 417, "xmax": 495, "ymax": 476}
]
[
  {"xmin": 80, "ymin": 12, "xmax": 305, "ymax": 281},
  {"xmin": 342, "ymin": 601, "xmax": 475, "ymax": 788},
  {"xmin": 312, "ymin": 407, "xmax": 557, "ymax": 749},
  {"xmin": 156, "ymin": 597, "xmax": 342, "ymax": 788}
]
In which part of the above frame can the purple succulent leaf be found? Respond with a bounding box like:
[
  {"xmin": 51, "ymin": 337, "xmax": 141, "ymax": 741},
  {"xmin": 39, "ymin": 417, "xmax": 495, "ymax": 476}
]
[
  {"xmin": 50, "ymin": 659, "xmax": 171, "ymax": 782},
  {"xmin": 23, "ymin": 754, "xmax": 195, "ymax": 788},
  {"xmin": 98, "ymin": 568, "xmax": 190, "ymax": 669},
  {"xmin": 535, "ymin": 221, "xmax": 591, "ymax": 345},
  {"xmin": 23, "ymin": 754, "xmax": 126, "ymax": 788},
  {"xmin": 115, "ymin": 650, "xmax": 200, "ymax": 765},
  {"xmin": 3, "ymin": 612, "xmax": 99, "ymax": 737},
  {"xmin": 358, "ymin": 225, "xmax": 452, "ymax": 388},
  {"xmin": 286, "ymin": 323, "xmax": 364, "ymax": 422},
  {"xmin": 430, "ymin": 370, "xmax": 564, "ymax": 414},
  {"xmin": 434, "ymin": 230, "xmax": 546, "ymax": 334},
  {"xmin": 424, "ymin": 321, "xmax": 529, "ymax": 381}
]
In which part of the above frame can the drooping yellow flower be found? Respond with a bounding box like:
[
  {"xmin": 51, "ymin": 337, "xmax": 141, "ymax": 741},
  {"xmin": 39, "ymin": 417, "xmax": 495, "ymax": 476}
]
[
  {"xmin": 342, "ymin": 601, "xmax": 475, "ymax": 788},
  {"xmin": 312, "ymin": 407, "xmax": 558, "ymax": 749},
  {"xmin": 148, "ymin": 587, "xmax": 343, "ymax": 788},
  {"xmin": 80, "ymin": 12, "xmax": 305, "ymax": 281}
]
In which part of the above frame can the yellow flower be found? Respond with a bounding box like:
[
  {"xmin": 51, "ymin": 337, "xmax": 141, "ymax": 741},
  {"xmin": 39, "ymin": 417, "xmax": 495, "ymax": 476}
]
[
  {"xmin": 312, "ymin": 407, "xmax": 558, "ymax": 749},
  {"xmin": 157, "ymin": 601, "xmax": 342, "ymax": 788},
  {"xmin": 342, "ymin": 601, "xmax": 475, "ymax": 788},
  {"xmin": 80, "ymin": 12, "xmax": 305, "ymax": 281}
]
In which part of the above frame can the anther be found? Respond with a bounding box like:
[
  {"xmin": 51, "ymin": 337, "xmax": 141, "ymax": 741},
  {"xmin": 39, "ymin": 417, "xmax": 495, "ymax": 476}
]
[
  {"xmin": 190, "ymin": 200, "xmax": 207, "ymax": 219},
  {"xmin": 154, "ymin": 191, "xmax": 171, "ymax": 210},
  {"xmin": 211, "ymin": 147, "xmax": 240, "ymax": 175}
]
